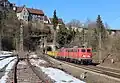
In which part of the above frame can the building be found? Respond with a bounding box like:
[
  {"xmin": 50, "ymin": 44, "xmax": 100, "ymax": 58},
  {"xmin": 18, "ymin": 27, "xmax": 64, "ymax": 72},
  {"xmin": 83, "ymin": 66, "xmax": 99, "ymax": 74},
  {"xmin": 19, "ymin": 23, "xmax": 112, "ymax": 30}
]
[
  {"xmin": 0, "ymin": 0, "xmax": 13, "ymax": 10},
  {"xmin": 14, "ymin": 5, "xmax": 65, "ymax": 33},
  {"xmin": 44, "ymin": 15, "xmax": 51, "ymax": 24},
  {"xmin": 15, "ymin": 5, "xmax": 44, "ymax": 23},
  {"xmin": 27, "ymin": 8, "xmax": 44, "ymax": 22},
  {"xmin": 49, "ymin": 18, "xmax": 64, "ymax": 30},
  {"xmin": 16, "ymin": 5, "xmax": 29, "ymax": 22}
]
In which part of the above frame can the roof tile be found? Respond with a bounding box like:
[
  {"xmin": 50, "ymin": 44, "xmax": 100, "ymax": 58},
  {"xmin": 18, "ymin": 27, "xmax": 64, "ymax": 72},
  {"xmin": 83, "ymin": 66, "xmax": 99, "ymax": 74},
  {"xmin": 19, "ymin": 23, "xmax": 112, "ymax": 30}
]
[{"xmin": 16, "ymin": 6, "xmax": 44, "ymax": 15}]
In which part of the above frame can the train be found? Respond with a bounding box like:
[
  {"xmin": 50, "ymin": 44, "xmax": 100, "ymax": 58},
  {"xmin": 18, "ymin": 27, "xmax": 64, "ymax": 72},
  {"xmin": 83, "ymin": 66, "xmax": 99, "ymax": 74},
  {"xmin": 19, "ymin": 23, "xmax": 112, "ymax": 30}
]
[{"xmin": 46, "ymin": 45, "xmax": 93, "ymax": 65}]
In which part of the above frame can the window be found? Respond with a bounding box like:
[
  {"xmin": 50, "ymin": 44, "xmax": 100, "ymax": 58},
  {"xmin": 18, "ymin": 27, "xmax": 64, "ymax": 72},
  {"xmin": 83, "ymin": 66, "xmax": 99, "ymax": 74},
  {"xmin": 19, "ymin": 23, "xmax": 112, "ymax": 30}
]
[
  {"xmin": 81, "ymin": 49, "xmax": 86, "ymax": 52},
  {"xmin": 87, "ymin": 49, "xmax": 91, "ymax": 52},
  {"xmin": 68, "ymin": 49, "xmax": 73, "ymax": 52},
  {"xmin": 74, "ymin": 49, "xmax": 77, "ymax": 52},
  {"xmin": 25, "ymin": 16, "xmax": 28, "ymax": 18},
  {"xmin": 66, "ymin": 50, "xmax": 68, "ymax": 52}
]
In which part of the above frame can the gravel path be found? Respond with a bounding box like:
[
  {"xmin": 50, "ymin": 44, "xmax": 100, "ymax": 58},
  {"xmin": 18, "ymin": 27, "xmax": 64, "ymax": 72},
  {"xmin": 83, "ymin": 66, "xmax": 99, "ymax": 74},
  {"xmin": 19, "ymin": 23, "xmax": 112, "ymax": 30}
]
[{"xmin": 6, "ymin": 60, "xmax": 42, "ymax": 83}]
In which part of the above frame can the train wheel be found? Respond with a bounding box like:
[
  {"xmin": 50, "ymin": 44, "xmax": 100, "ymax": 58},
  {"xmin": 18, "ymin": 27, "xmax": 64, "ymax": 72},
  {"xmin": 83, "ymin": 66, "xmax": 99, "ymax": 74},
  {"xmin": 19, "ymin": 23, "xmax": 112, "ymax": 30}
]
[
  {"xmin": 65, "ymin": 57, "xmax": 67, "ymax": 61},
  {"xmin": 76, "ymin": 60, "xmax": 79, "ymax": 64},
  {"xmin": 81, "ymin": 60, "xmax": 84, "ymax": 65},
  {"xmin": 70, "ymin": 58, "xmax": 71, "ymax": 62},
  {"xmin": 75, "ymin": 60, "xmax": 77, "ymax": 64},
  {"xmin": 63, "ymin": 57, "xmax": 65, "ymax": 61},
  {"xmin": 88, "ymin": 60, "xmax": 92, "ymax": 65},
  {"xmin": 67, "ymin": 58, "xmax": 69, "ymax": 62}
]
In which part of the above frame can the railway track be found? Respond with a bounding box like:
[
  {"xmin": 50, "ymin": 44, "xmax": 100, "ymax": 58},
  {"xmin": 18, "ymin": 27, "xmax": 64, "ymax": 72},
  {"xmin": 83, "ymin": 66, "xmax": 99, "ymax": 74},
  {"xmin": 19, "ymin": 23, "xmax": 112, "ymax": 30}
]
[
  {"xmin": 11, "ymin": 53, "xmax": 55, "ymax": 83},
  {"xmin": 46, "ymin": 55, "xmax": 120, "ymax": 82},
  {"xmin": 10, "ymin": 54, "xmax": 42, "ymax": 83},
  {"xmin": 61, "ymin": 60, "xmax": 120, "ymax": 79},
  {"xmin": 26, "ymin": 55, "xmax": 55, "ymax": 83},
  {"xmin": 9, "ymin": 52, "xmax": 120, "ymax": 83}
]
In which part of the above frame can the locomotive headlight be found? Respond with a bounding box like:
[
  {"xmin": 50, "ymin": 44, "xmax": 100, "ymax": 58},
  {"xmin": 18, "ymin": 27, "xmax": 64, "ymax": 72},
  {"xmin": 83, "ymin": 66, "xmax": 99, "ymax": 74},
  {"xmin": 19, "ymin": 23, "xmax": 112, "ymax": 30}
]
[
  {"xmin": 82, "ymin": 55, "xmax": 86, "ymax": 57},
  {"xmin": 87, "ymin": 55, "xmax": 90, "ymax": 58}
]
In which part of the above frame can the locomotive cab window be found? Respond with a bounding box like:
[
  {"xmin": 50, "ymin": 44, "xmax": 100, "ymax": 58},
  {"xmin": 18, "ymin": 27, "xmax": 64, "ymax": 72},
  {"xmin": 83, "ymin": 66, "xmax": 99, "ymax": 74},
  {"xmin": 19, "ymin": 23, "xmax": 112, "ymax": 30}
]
[
  {"xmin": 65, "ymin": 49, "xmax": 68, "ymax": 52},
  {"xmin": 74, "ymin": 49, "xmax": 78, "ymax": 52},
  {"xmin": 87, "ymin": 49, "xmax": 91, "ymax": 52},
  {"xmin": 68, "ymin": 49, "xmax": 73, "ymax": 52},
  {"xmin": 81, "ymin": 49, "xmax": 86, "ymax": 52},
  {"xmin": 70, "ymin": 49, "xmax": 73, "ymax": 52}
]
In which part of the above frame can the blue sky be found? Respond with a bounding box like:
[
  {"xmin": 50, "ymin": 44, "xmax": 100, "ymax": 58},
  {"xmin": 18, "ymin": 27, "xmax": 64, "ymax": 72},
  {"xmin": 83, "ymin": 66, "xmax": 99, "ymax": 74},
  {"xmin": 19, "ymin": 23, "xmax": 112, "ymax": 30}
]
[{"xmin": 9, "ymin": 0, "xmax": 120, "ymax": 29}]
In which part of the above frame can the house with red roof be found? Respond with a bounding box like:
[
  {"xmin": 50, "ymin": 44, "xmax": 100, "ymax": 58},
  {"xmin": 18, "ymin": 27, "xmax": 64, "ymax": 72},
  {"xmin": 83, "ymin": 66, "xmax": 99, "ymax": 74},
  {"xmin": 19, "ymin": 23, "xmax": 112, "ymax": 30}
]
[
  {"xmin": 14, "ymin": 5, "xmax": 45, "ymax": 23},
  {"xmin": 13, "ymin": 5, "xmax": 64, "ymax": 30}
]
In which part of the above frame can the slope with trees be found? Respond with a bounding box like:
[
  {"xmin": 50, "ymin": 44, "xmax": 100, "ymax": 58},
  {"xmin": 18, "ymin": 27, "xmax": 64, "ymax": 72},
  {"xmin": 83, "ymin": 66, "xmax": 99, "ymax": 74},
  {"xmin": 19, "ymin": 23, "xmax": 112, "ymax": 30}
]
[{"xmin": 0, "ymin": 9, "xmax": 20, "ymax": 51}]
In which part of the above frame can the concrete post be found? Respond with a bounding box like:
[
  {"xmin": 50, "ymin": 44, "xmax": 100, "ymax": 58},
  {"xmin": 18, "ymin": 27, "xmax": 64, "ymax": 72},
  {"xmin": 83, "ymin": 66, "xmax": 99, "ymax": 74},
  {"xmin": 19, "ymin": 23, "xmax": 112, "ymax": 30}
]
[
  {"xmin": 98, "ymin": 32, "xmax": 102, "ymax": 63},
  {"xmin": 19, "ymin": 22, "xmax": 24, "ymax": 52}
]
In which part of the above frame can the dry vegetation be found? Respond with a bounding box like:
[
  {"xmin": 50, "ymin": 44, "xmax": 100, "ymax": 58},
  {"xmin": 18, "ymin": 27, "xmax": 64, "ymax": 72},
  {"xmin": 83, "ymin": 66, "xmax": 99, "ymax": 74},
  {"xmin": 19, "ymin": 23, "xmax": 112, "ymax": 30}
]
[
  {"xmin": 1, "ymin": 7, "xmax": 120, "ymax": 68},
  {"xmin": 60, "ymin": 17, "xmax": 120, "ymax": 68}
]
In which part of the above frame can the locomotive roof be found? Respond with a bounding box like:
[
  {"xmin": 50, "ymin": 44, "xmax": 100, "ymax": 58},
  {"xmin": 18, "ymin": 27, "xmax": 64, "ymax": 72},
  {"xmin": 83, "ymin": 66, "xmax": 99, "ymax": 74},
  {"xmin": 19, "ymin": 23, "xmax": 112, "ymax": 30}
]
[{"xmin": 61, "ymin": 47, "xmax": 92, "ymax": 49}]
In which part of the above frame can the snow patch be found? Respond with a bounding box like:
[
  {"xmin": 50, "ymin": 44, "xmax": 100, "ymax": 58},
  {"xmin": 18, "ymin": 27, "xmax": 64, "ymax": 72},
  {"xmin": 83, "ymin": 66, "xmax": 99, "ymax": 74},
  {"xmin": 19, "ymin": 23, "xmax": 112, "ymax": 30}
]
[
  {"xmin": 0, "ymin": 51, "xmax": 12, "ymax": 55},
  {"xmin": 31, "ymin": 59, "xmax": 86, "ymax": 83},
  {"xmin": 41, "ymin": 67, "xmax": 86, "ymax": 83},
  {"xmin": 30, "ymin": 54, "xmax": 38, "ymax": 58},
  {"xmin": 18, "ymin": 61, "xmax": 27, "ymax": 65},
  {"xmin": 30, "ymin": 54, "xmax": 47, "ymax": 64},
  {"xmin": 0, "ymin": 57, "xmax": 16, "ymax": 69},
  {"xmin": 0, "ymin": 58, "xmax": 17, "ymax": 83},
  {"xmin": 30, "ymin": 58, "xmax": 47, "ymax": 65}
]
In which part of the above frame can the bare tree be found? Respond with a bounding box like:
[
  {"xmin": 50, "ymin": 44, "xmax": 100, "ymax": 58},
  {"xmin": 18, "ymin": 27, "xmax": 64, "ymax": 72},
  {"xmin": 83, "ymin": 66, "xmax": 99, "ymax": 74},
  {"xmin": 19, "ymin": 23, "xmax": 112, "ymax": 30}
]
[{"xmin": 66, "ymin": 19, "xmax": 82, "ymax": 28}]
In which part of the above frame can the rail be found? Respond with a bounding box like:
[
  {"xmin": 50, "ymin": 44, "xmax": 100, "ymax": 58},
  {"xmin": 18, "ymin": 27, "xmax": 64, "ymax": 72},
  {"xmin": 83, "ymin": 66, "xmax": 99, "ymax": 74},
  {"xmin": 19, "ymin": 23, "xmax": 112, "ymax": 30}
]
[
  {"xmin": 45, "ymin": 54, "xmax": 120, "ymax": 82},
  {"xmin": 26, "ymin": 54, "xmax": 55, "ymax": 83},
  {"xmin": 13, "ymin": 55, "xmax": 19, "ymax": 83},
  {"xmin": 13, "ymin": 53, "xmax": 55, "ymax": 83}
]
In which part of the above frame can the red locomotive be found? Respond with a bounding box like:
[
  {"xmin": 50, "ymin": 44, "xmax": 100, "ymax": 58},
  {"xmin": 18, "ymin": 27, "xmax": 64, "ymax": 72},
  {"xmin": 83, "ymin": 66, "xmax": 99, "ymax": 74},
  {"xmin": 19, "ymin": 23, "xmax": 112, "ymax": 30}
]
[{"xmin": 57, "ymin": 47, "xmax": 93, "ymax": 64}]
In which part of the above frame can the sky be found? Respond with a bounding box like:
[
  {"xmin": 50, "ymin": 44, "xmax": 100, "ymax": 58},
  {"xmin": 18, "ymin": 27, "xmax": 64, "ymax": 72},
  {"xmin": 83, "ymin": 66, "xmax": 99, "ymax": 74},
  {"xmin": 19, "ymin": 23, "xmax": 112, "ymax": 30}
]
[{"xmin": 9, "ymin": 0, "xmax": 120, "ymax": 29}]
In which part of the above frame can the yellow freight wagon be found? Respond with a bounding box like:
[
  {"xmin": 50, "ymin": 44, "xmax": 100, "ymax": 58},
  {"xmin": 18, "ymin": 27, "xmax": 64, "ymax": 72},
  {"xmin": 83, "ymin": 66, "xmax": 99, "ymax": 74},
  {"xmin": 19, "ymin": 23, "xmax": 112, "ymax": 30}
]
[{"xmin": 46, "ymin": 45, "xmax": 58, "ymax": 58}]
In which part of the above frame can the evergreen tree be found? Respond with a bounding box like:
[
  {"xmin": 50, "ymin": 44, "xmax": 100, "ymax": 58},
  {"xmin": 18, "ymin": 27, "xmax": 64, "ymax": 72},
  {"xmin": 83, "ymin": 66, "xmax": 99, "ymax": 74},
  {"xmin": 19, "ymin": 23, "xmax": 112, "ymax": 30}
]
[
  {"xmin": 56, "ymin": 25, "xmax": 75, "ymax": 47},
  {"xmin": 52, "ymin": 10, "xmax": 58, "ymax": 45},
  {"xmin": 53, "ymin": 10, "xmax": 58, "ymax": 30},
  {"xmin": 96, "ymin": 15, "xmax": 108, "ymax": 42}
]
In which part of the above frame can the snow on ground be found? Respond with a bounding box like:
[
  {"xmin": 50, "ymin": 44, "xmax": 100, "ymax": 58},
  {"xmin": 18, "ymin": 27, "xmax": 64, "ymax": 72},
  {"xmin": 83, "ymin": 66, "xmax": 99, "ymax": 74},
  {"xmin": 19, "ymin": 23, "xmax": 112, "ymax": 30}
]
[
  {"xmin": 0, "ymin": 57, "xmax": 16, "ymax": 69},
  {"xmin": 0, "ymin": 51, "xmax": 13, "ymax": 56},
  {"xmin": 31, "ymin": 57, "xmax": 86, "ymax": 83},
  {"xmin": 30, "ymin": 54, "xmax": 47, "ymax": 64},
  {"xmin": 0, "ymin": 59, "xmax": 17, "ymax": 83},
  {"xmin": 0, "ymin": 51, "xmax": 13, "ymax": 60},
  {"xmin": 18, "ymin": 61, "xmax": 27, "ymax": 65},
  {"xmin": 31, "ymin": 58, "xmax": 47, "ymax": 64},
  {"xmin": 29, "ymin": 54, "xmax": 38, "ymax": 58},
  {"xmin": 0, "ymin": 51, "xmax": 16, "ymax": 83},
  {"xmin": 40, "ymin": 67, "xmax": 86, "ymax": 83}
]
